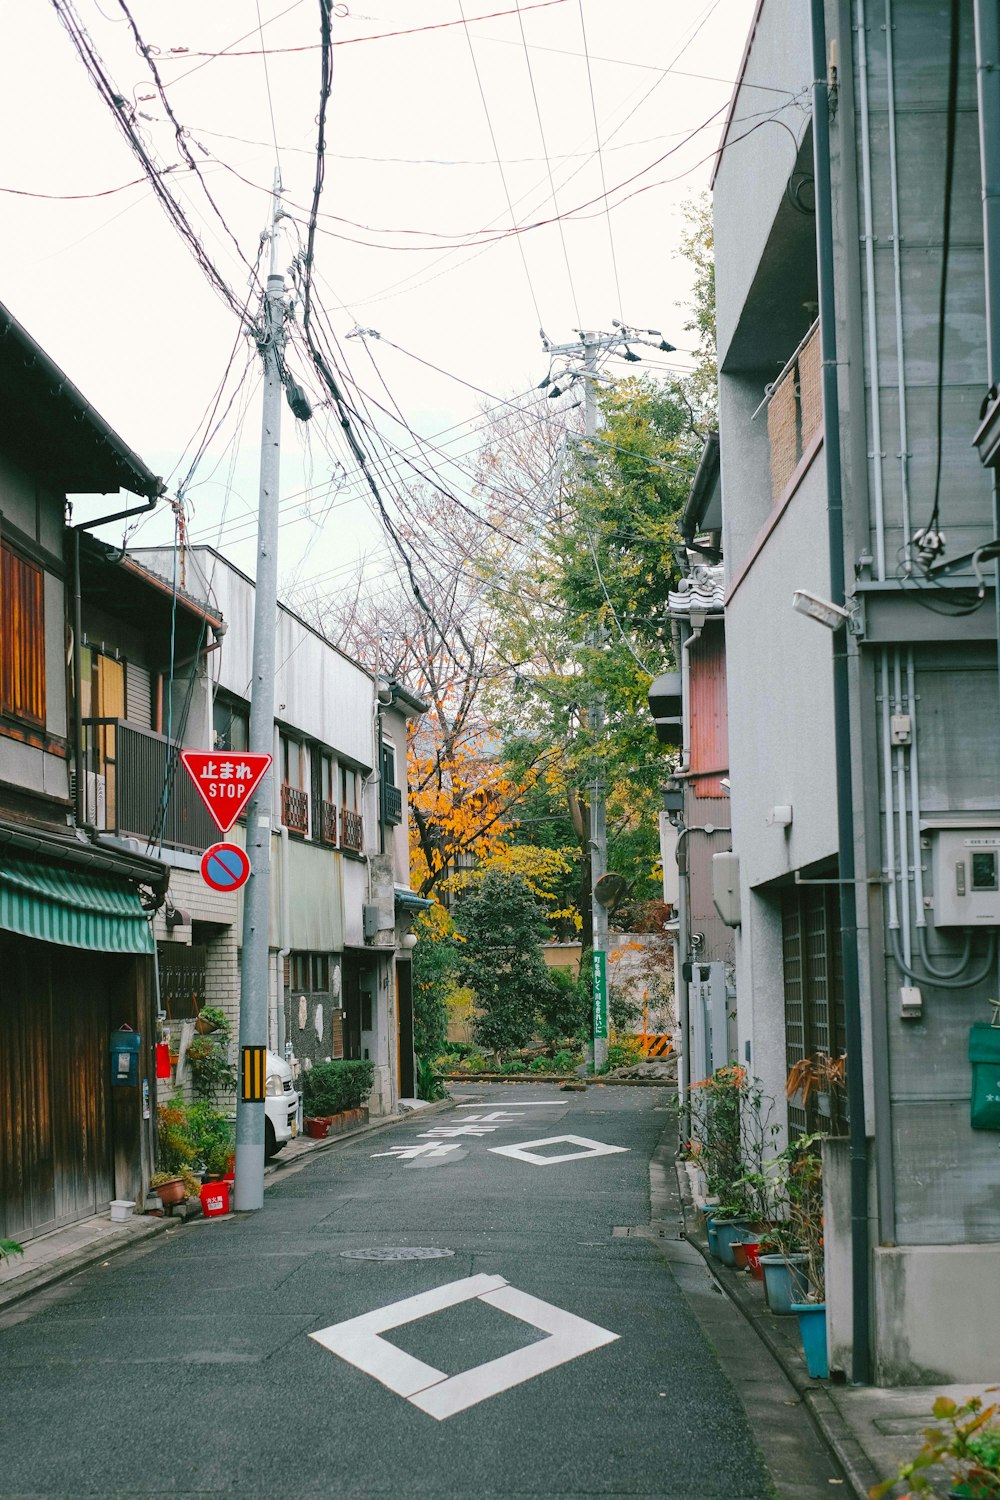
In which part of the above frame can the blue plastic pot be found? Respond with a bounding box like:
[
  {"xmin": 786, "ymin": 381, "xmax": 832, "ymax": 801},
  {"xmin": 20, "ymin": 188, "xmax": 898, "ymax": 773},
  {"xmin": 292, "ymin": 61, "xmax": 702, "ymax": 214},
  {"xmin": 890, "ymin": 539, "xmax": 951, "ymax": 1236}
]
[
  {"xmin": 705, "ymin": 1212, "xmax": 721, "ymax": 1258},
  {"xmin": 759, "ymin": 1253, "xmax": 809, "ymax": 1314},
  {"xmin": 713, "ymin": 1217, "xmax": 752, "ymax": 1267},
  {"xmin": 790, "ymin": 1302, "xmax": 828, "ymax": 1378}
]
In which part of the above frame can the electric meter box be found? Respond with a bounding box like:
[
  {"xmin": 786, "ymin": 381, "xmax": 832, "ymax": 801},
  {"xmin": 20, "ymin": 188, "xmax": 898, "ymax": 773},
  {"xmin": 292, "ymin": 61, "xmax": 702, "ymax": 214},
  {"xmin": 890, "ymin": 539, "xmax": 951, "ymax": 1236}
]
[{"xmin": 927, "ymin": 825, "xmax": 1000, "ymax": 926}]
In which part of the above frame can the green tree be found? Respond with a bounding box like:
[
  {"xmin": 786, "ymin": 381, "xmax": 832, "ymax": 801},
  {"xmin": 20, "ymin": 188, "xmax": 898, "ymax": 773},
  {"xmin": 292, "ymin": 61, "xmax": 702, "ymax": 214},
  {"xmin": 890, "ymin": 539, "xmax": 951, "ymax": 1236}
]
[
  {"xmin": 488, "ymin": 376, "xmax": 698, "ymax": 937},
  {"xmin": 454, "ymin": 871, "xmax": 556, "ymax": 1055},
  {"xmin": 410, "ymin": 904, "xmax": 458, "ymax": 1061},
  {"xmin": 537, "ymin": 966, "xmax": 590, "ymax": 1046}
]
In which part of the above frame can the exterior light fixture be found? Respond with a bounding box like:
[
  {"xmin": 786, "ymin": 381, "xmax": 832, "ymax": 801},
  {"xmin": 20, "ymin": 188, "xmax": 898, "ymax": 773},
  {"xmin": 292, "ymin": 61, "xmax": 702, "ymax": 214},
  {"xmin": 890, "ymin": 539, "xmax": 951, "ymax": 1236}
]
[{"xmin": 792, "ymin": 589, "xmax": 851, "ymax": 629}]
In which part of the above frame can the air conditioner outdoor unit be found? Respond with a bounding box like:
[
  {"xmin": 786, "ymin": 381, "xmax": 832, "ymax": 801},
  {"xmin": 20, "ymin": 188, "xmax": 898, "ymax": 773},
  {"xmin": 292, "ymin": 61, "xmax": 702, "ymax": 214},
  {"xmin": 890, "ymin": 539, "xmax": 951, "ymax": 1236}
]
[
  {"xmin": 363, "ymin": 903, "xmax": 380, "ymax": 941},
  {"xmin": 84, "ymin": 771, "xmax": 107, "ymax": 831}
]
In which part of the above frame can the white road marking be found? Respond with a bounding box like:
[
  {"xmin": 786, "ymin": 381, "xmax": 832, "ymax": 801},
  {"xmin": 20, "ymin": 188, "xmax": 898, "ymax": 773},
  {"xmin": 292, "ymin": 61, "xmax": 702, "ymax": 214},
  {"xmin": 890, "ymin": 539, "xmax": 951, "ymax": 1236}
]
[
  {"xmin": 309, "ymin": 1274, "xmax": 618, "ymax": 1421},
  {"xmin": 371, "ymin": 1143, "xmax": 462, "ymax": 1160},
  {"xmin": 456, "ymin": 1111, "xmax": 527, "ymax": 1122},
  {"xmin": 487, "ymin": 1134, "xmax": 630, "ymax": 1167},
  {"xmin": 456, "ymin": 1101, "xmax": 564, "ymax": 1107},
  {"xmin": 418, "ymin": 1124, "xmax": 500, "ymax": 1138}
]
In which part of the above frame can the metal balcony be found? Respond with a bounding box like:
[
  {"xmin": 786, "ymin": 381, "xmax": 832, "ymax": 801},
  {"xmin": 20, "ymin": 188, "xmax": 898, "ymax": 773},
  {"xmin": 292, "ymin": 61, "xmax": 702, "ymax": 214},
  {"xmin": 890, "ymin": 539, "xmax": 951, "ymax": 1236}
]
[{"xmin": 80, "ymin": 718, "xmax": 218, "ymax": 852}]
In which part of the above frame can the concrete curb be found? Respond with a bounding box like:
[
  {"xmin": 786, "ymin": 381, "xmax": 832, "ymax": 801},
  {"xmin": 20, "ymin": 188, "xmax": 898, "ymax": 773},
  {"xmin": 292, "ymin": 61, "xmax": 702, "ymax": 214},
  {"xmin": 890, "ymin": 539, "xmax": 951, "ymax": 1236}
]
[
  {"xmin": 673, "ymin": 1159, "xmax": 881, "ymax": 1500},
  {"xmin": 0, "ymin": 1099, "xmax": 458, "ymax": 1312},
  {"xmin": 0, "ymin": 1214, "xmax": 173, "ymax": 1313}
]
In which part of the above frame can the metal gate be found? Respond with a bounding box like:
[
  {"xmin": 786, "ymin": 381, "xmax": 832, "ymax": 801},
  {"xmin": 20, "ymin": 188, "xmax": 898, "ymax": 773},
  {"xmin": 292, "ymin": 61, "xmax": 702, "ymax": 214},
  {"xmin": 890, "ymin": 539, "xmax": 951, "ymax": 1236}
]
[{"xmin": 157, "ymin": 943, "xmax": 206, "ymax": 1020}]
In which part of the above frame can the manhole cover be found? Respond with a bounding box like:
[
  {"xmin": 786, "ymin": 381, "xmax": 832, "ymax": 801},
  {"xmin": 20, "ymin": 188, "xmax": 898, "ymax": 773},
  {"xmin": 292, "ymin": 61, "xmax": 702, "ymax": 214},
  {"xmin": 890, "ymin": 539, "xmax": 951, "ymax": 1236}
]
[{"xmin": 340, "ymin": 1247, "xmax": 455, "ymax": 1262}]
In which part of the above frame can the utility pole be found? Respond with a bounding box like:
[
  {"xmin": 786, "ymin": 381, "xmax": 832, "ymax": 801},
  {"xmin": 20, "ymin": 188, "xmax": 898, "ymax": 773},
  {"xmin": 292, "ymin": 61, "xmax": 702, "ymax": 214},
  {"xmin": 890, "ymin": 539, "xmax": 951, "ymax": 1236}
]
[
  {"xmin": 234, "ymin": 172, "xmax": 285, "ymax": 1212},
  {"xmin": 582, "ymin": 336, "xmax": 609, "ymax": 1073},
  {"xmin": 538, "ymin": 322, "xmax": 674, "ymax": 1074}
]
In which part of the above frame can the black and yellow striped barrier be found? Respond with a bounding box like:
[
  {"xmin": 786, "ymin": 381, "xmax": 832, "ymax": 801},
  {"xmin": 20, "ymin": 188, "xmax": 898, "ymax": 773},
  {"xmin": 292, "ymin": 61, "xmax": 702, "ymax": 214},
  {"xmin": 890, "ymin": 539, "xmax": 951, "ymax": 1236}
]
[
  {"xmin": 640, "ymin": 1034, "xmax": 674, "ymax": 1058},
  {"xmin": 241, "ymin": 1045, "xmax": 267, "ymax": 1102}
]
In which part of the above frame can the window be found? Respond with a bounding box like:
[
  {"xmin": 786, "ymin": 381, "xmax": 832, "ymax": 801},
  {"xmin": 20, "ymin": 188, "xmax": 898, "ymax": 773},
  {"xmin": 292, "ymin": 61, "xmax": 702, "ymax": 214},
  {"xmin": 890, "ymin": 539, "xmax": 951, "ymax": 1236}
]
[
  {"xmin": 312, "ymin": 749, "xmax": 337, "ymax": 844},
  {"xmin": 781, "ymin": 882, "xmax": 846, "ymax": 1138},
  {"xmin": 381, "ymin": 738, "xmax": 403, "ymax": 824},
  {"xmin": 214, "ymin": 697, "xmax": 248, "ymax": 752},
  {"xmin": 340, "ymin": 763, "xmax": 364, "ymax": 853},
  {"xmin": 0, "ymin": 543, "xmax": 45, "ymax": 727},
  {"xmin": 280, "ymin": 733, "xmax": 309, "ymax": 834}
]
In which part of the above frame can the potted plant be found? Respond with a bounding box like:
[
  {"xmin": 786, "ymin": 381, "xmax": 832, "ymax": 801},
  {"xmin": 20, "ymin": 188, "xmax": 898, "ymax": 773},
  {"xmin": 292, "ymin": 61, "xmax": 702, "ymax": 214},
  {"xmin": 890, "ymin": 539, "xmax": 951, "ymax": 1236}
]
[
  {"xmin": 870, "ymin": 1389, "xmax": 1000, "ymax": 1499},
  {"xmin": 757, "ymin": 1222, "xmax": 809, "ymax": 1314},
  {"xmin": 188, "ymin": 1103, "xmax": 235, "ymax": 1180},
  {"xmin": 194, "ymin": 1005, "xmax": 228, "ymax": 1036},
  {"xmin": 150, "ymin": 1169, "xmax": 199, "ymax": 1206},
  {"xmin": 187, "ymin": 1025, "xmax": 237, "ymax": 1104}
]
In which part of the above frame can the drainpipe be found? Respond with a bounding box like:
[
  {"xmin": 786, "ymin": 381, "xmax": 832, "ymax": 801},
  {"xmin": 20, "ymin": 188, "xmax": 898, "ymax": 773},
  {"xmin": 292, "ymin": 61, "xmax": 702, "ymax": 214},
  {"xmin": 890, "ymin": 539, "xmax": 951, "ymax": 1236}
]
[
  {"xmin": 72, "ymin": 494, "xmax": 161, "ymax": 826},
  {"xmin": 277, "ymin": 824, "xmax": 290, "ymax": 1056},
  {"xmin": 973, "ymin": 0, "xmax": 1000, "ymax": 715},
  {"xmin": 811, "ymin": 0, "xmax": 872, "ymax": 1386}
]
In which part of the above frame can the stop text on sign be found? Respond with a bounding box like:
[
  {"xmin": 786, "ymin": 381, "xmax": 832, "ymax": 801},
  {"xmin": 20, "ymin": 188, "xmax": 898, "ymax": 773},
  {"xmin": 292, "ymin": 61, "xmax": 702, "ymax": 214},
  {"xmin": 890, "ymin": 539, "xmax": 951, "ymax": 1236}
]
[{"xmin": 180, "ymin": 750, "xmax": 272, "ymax": 834}]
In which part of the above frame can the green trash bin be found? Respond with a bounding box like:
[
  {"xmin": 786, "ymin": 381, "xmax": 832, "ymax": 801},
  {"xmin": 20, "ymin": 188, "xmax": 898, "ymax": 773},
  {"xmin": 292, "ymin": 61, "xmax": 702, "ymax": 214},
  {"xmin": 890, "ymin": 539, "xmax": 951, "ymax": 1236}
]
[{"xmin": 969, "ymin": 1024, "xmax": 1000, "ymax": 1131}]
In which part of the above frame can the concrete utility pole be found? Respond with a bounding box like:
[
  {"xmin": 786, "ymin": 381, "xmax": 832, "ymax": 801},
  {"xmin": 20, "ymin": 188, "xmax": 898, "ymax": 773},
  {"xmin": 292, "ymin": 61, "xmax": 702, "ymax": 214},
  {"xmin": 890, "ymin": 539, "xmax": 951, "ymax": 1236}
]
[
  {"xmin": 235, "ymin": 173, "xmax": 285, "ymax": 1212},
  {"xmin": 538, "ymin": 322, "xmax": 674, "ymax": 1074}
]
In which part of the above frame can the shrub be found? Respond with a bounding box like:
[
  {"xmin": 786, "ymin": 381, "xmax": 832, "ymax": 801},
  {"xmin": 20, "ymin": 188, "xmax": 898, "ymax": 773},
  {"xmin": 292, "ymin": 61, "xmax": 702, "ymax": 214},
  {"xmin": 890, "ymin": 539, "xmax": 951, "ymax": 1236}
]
[
  {"xmin": 302, "ymin": 1059, "xmax": 374, "ymax": 1116},
  {"xmin": 604, "ymin": 1034, "xmax": 645, "ymax": 1071},
  {"xmin": 186, "ymin": 1033, "xmax": 237, "ymax": 1102},
  {"xmin": 871, "ymin": 1390, "xmax": 1000, "ymax": 1499},
  {"xmin": 187, "ymin": 1103, "xmax": 234, "ymax": 1177}
]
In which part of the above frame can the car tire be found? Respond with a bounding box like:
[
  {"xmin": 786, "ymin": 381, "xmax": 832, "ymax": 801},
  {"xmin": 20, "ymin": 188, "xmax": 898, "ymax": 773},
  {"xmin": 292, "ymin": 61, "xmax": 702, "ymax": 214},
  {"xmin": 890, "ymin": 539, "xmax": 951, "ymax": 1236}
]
[{"xmin": 264, "ymin": 1119, "xmax": 284, "ymax": 1160}]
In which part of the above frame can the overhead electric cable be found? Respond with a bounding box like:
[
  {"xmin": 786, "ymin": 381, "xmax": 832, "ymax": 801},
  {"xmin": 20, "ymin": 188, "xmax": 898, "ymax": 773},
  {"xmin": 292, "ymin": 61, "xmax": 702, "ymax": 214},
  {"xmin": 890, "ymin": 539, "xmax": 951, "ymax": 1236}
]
[
  {"xmin": 513, "ymin": 0, "xmax": 582, "ymax": 325},
  {"xmin": 458, "ymin": 0, "xmax": 544, "ymax": 328},
  {"xmin": 577, "ymin": 0, "xmax": 624, "ymax": 321}
]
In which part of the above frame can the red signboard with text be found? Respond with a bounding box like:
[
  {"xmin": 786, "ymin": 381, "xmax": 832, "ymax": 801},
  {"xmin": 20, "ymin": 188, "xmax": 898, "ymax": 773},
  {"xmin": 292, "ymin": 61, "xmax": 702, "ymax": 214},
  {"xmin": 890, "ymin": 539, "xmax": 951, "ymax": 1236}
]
[{"xmin": 179, "ymin": 751, "xmax": 272, "ymax": 834}]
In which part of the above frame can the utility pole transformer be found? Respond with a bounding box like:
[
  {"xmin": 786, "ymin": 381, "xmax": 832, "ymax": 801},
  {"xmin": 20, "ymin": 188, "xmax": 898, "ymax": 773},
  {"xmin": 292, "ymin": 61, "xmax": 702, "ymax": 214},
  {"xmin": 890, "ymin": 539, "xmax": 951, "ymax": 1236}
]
[{"xmin": 235, "ymin": 175, "xmax": 285, "ymax": 1212}]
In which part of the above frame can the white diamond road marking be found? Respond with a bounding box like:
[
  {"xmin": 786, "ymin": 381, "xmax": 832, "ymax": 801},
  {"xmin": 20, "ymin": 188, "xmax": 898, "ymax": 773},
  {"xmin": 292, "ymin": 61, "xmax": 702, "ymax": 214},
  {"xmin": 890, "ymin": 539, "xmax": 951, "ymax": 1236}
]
[
  {"xmin": 487, "ymin": 1134, "xmax": 630, "ymax": 1167},
  {"xmin": 418, "ymin": 1124, "xmax": 499, "ymax": 1139},
  {"xmin": 370, "ymin": 1143, "xmax": 462, "ymax": 1161},
  {"xmin": 309, "ymin": 1273, "xmax": 618, "ymax": 1421}
]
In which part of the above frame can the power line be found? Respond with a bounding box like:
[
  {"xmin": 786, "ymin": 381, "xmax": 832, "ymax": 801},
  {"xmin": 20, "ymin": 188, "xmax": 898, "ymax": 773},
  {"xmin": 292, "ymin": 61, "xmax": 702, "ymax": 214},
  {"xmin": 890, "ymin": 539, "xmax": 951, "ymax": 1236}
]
[
  {"xmin": 458, "ymin": 0, "xmax": 544, "ymax": 329},
  {"xmin": 254, "ymin": 0, "xmax": 283, "ymax": 174},
  {"xmin": 577, "ymin": 0, "xmax": 624, "ymax": 322},
  {"xmin": 50, "ymin": 0, "xmax": 250, "ymax": 322},
  {"xmin": 513, "ymin": 0, "xmax": 582, "ymax": 326}
]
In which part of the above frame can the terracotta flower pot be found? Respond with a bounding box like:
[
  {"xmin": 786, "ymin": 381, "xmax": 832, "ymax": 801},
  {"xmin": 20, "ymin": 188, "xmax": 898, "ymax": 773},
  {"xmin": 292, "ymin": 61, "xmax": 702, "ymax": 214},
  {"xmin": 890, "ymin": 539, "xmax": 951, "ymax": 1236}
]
[{"xmin": 153, "ymin": 1177, "xmax": 186, "ymax": 1207}]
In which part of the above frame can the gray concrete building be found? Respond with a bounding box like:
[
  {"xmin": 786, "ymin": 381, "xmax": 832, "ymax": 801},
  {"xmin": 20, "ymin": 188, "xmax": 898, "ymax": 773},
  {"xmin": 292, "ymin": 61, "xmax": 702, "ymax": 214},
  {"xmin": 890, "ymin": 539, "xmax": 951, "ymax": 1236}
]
[{"xmin": 711, "ymin": 0, "xmax": 1000, "ymax": 1383}]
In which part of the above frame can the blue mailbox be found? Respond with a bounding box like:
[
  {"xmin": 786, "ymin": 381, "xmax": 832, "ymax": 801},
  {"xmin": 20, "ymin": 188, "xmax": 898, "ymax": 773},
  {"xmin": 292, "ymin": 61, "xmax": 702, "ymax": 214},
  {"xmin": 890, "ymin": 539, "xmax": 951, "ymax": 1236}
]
[{"xmin": 110, "ymin": 1026, "xmax": 141, "ymax": 1088}]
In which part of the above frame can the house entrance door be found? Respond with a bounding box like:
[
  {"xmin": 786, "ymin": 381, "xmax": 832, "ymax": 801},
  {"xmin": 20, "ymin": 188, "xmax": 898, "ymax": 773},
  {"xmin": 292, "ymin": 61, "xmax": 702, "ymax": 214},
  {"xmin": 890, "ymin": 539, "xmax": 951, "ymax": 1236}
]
[{"xmin": 0, "ymin": 936, "xmax": 114, "ymax": 1242}]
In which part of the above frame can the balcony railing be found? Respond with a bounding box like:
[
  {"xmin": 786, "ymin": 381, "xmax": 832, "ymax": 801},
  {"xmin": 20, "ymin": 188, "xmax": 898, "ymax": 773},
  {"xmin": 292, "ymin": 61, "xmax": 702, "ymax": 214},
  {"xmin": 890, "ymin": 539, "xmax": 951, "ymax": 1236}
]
[
  {"xmin": 381, "ymin": 782, "xmax": 403, "ymax": 825},
  {"xmin": 340, "ymin": 806, "xmax": 364, "ymax": 853},
  {"xmin": 765, "ymin": 320, "xmax": 822, "ymax": 502},
  {"xmin": 81, "ymin": 718, "xmax": 218, "ymax": 852},
  {"xmin": 319, "ymin": 798, "xmax": 338, "ymax": 846},
  {"xmin": 281, "ymin": 783, "xmax": 310, "ymax": 835}
]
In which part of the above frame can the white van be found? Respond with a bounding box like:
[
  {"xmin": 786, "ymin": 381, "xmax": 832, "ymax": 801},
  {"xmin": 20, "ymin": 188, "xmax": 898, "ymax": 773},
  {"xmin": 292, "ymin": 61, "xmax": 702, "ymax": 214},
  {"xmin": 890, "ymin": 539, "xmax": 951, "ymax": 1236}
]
[{"xmin": 264, "ymin": 1050, "xmax": 299, "ymax": 1158}]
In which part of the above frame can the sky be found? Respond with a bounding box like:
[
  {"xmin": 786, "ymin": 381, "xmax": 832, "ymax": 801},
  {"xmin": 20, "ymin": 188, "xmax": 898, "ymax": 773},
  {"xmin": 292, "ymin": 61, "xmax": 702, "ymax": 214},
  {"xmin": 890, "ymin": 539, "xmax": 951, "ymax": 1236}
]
[{"xmin": 1, "ymin": 0, "xmax": 757, "ymax": 608}]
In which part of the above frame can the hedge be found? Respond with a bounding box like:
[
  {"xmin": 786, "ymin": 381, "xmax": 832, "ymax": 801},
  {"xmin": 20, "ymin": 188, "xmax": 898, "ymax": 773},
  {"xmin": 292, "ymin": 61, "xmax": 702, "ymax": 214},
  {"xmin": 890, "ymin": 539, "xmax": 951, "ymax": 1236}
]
[{"xmin": 301, "ymin": 1059, "xmax": 374, "ymax": 1116}]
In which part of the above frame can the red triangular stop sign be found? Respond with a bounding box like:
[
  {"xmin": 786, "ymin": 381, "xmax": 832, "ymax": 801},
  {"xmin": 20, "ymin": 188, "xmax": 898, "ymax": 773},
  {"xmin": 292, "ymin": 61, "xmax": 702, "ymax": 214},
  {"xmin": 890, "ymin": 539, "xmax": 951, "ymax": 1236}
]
[{"xmin": 180, "ymin": 751, "xmax": 272, "ymax": 834}]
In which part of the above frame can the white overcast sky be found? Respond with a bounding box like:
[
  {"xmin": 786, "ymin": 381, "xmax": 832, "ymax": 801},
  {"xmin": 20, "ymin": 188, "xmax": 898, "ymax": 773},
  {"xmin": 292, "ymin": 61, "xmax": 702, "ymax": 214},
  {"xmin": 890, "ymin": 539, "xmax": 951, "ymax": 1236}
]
[{"xmin": 2, "ymin": 0, "xmax": 757, "ymax": 601}]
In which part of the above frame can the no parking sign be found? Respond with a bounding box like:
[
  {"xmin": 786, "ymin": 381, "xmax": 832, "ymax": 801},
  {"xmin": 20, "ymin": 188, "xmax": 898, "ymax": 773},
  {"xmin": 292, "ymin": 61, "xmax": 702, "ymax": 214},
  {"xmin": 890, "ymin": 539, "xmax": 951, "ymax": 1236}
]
[{"xmin": 200, "ymin": 842, "xmax": 252, "ymax": 893}]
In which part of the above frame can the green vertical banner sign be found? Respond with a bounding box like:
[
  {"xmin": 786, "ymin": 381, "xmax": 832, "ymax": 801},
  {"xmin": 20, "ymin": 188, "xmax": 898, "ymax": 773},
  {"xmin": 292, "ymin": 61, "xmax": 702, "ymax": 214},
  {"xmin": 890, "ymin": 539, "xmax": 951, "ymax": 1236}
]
[{"xmin": 592, "ymin": 949, "xmax": 609, "ymax": 1041}]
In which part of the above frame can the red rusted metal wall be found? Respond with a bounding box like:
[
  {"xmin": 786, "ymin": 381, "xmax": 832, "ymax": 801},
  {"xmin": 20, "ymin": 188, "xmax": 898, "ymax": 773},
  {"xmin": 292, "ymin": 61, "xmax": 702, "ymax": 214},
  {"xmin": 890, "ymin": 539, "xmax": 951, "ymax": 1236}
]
[{"xmin": 689, "ymin": 621, "xmax": 728, "ymax": 798}]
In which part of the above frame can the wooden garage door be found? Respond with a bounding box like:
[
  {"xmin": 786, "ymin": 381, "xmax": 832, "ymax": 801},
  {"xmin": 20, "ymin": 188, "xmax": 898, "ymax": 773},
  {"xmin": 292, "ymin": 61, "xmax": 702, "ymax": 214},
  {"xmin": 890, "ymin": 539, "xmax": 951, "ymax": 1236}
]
[{"xmin": 0, "ymin": 935, "xmax": 114, "ymax": 1242}]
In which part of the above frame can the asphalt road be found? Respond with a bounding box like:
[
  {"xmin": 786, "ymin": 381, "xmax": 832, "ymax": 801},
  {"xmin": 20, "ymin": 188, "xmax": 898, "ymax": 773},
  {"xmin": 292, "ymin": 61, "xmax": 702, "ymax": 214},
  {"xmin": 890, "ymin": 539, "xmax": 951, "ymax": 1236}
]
[{"xmin": 1, "ymin": 1086, "xmax": 795, "ymax": 1499}]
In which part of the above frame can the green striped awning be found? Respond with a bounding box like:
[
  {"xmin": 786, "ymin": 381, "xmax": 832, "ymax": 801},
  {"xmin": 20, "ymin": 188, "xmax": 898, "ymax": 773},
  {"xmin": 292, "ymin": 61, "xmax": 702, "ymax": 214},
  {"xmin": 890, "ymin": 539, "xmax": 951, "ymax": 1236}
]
[{"xmin": 0, "ymin": 856, "xmax": 155, "ymax": 954}]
